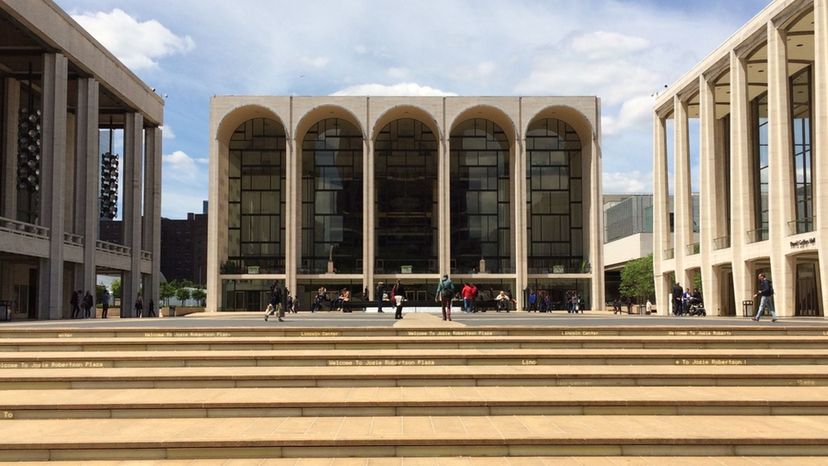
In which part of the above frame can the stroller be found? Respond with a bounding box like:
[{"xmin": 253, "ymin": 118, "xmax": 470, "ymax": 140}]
[{"xmin": 686, "ymin": 298, "xmax": 706, "ymax": 316}]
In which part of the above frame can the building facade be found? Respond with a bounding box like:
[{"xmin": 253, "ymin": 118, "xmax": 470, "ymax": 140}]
[
  {"xmin": 208, "ymin": 97, "xmax": 604, "ymax": 311},
  {"xmin": 654, "ymin": 0, "xmax": 825, "ymax": 317},
  {"xmin": 0, "ymin": 0, "xmax": 163, "ymax": 319}
]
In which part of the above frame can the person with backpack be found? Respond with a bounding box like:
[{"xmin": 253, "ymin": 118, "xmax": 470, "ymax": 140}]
[
  {"xmin": 752, "ymin": 272, "xmax": 777, "ymax": 322},
  {"xmin": 436, "ymin": 275, "xmax": 455, "ymax": 321}
]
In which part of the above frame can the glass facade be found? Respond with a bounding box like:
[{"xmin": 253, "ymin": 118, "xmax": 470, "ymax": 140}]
[
  {"xmin": 752, "ymin": 92, "xmax": 769, "ymax": 241},
  {"xmin": 525, "ymin": 118, "xmax": 583, "ymax": 274},
  {"xmin": 450, "ymin": 118, "xmax": 512, "ymax": 274},
  {"xmin": 791, "ymin": 67, "xmax": 814, "ymax": 234},
  {"xmin": 226, "ymin": 118, "xmax": 286, "ymax": 274},
  {"xmin": 374, "ymin": 118, "xmax": 438, "ymax": 274},
  {"xmin": 301, "ymin": 118, "xmax": 363, "ymax": 273}
]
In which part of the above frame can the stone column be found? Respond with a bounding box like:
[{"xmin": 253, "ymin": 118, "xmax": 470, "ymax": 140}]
[
  {"xmin": 122, "ymin": 112, "xmax": 143, "ymax": 317},
  {"xmin": 512, "ymin": 137, "xmax": 526, "ymax": 310},
  {"xmin": 767, "ymin": 20, "xmax": 796, "ymax": 317},
  {"xmin": 3, "ymin": 78, "xmax": 19, "ymax": 218},
  {"xmin": 699, "ymin": 74, "xmax": 720, "ymax": 314},
  {"xmin": 285, "ymin": 137, "xmax": 297, "ymax": 298},
  {"xmin": 652, "ymin": 114, "xmax": 670, "ymax": 314},
  {"xmin": 206, "ymin": 120, "xmax": 221, "ymax": 312},
  {"xmin": 37, "ymin": 53, "xmax": 68, "ymax": 319},
  {"xmin": 363, "ymin": 137, "xmax": 374, "ymax": 298},
  {"xmin": 438, "ymin": 137, "xmax": 449, "ymax": 276},
  {"xmin": 589, "ymin": 136, "xmax": 605, "ymax": 311},
  {"xmin": 673, "ymin": 95, "xmax": 692, "ymax": 288},
  {"xmin": 814, "ymin": 0, "xmax": 828, "ymax": 315},
  {"xmin": 143, "ymin": 126, "xmax": 162, "ymax": 306},
  {"xmin": 74, "ymin": 78, "xmax": 99, "ymax": 296},
  {"xmin": 730, "ymin": 50, "xmax": 753, "ymax": 307}
]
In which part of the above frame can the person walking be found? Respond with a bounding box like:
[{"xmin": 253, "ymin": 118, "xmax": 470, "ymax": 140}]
[
  {"xmin": 147, "ymin": 299, "xmax": 156, "ymax": 318},
  {"xmin": 527, "ymin": 290, "xmax": 537, "ymax": 312},
  {"xmin": 134, "ymin": 294, "xmax": 143, "ymax": 318},
  {"xmin": 436, "ymin": 275, "xmax": 455, "ymax": 321},
  {"xmin": 82, "ymin": 291, "xmax": 94, "ymax": 319},
  {"xmin": 393, "ymin": 281, "xmax": 405, "ymax": 319},
  {"xmin": 461, "ymin": 283, "xmax": 474, "ymax": 313},
  {"xmin": 753, "ymin": 273, "xmax": 777, "ymax": 322},
  {"xmin": 264, "ymin": 282, "xmax": 283, "ymax": 322},
  {"xmin": 101, "ymin": 289, "xmax": 110, "ymax": 319},
  {"xmin": 70, "ymin": 290, "xmax": 81, "ymax": 319},
  {"xmin": 376, "ymin": 282, "xmax": 385, "ymax": 313}
]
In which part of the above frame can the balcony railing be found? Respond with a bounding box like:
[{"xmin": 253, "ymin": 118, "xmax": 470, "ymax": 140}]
[
  {"xmin": 663, "ymin": 248, "xmax": 674, "ymax": 260},
  {"xmin": 63, "ymin": 232, "xmax": 84, "ymax": 247},
  {"xmin": 713, "ymin": 236, "xmax": 731, "ymax": 250},
  {"xmin": 141, "ymin": 250, "xmax": 152, "ymax": 261},
  {"xmin": 686, "ymin": 243, "xmax": 700, "ymax": 255},
  {"xmin": 788, "ymin": 216, "xmax": 815, "ymax": 236},
  {"xmin": 746, "ymin": 227, "xmax": 768, "ymax": 244},
  {"xmin": 0, "ymin": 216, "xmax": 49, "ymax": 240},
  {"xmin": 96, "ymin": 240, "xmax": 131, "ymax": 257}
]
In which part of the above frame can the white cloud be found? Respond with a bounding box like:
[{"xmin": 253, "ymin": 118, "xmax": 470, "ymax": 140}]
[
  {"xmin": 602, "ymin": 95, "xmax": 656, "ymax": 136},
  {"xmin": 569, "ymin": 31, "xmax": 650, "ymax": 59},
  {"xmin": 71, "ymin": 9, "xmax": 194, "ymax": 71},
  {"xmin": 603, "ymin": 170, "xmax": 652, "ymax": 194},
  {"xmin": 160, "ymin": 125, "xmax": 175, "ymax": 140},
  {"xmin": 300, "ymin": 56, "xmax": 329, "ymax": 68},
  {"xmin": 477, "ymin": 61, "xmax": 496, "ymax": 77},
  {"xmin": 386, "ymin": 67, "xmax": 409, "ymax": 79},
  {"xmin": 331, "ymin": 82, "xmax": 457, "ymax": 96},
  {"xmin": 162, "ymin": 150, "xmax": 197, "ymax": 179}
]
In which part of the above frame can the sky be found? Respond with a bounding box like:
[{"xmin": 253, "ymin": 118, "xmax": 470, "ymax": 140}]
[{"xmin": 55, "ymin": 0, "xmax": 772, "ymax": 219}]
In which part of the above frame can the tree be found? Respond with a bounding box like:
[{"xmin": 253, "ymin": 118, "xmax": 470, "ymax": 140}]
[
  {"xmin": 175, "ymin": 287, "xmax": 191, "ymax": 306},
  {"xmin": 95, "ymin": 284, "xmax": 107, "ymax": 305},
  {"xmin": 111, "ymin": 278, "xmax": 122, "ymax": 299},
  {"xmin": 160, "ymin": 282, "xmax": 176, "ymax": 306},
  {"xmin": 191, "ymin": 288, "xmax": 206, "ymax": 307},
  {"xmin": 619, "ymin": 254, "xmax": 655, "ymax": 304}
]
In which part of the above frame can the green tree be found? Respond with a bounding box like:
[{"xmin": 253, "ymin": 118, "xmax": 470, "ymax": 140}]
[
  {"xmin": 191, "ymin": 288, "xmax": 206, "ymax": 307},
  {"xmin": 111, "ymin": 278, "xmax": 122, "ymax": 299},
  {"xmin": 175, "ymin": 287, "xmax": 191, "ymax": 306},
  {"xmin": 619, "ymin": 254, "xmax": 655, "ymax": 304},
  {"xmin": 95, "ymin": 284, "xmax": 107, "ymax": 305},
  {"xmin": 160, "ymin": 282, "xmax": 176, "ymax": 306}
]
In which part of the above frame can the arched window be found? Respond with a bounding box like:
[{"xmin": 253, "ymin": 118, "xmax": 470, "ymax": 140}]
[
  {"xmin": 525, "ymin": 118, "xmax": 583, "ymax": 274},
  {"xmin": 226, "ymin": 118, "xmax": 286, "ymax": 273},
  {"xmin": 301, "ymin": 118, "xmax": 363, "ymax": 273},
  {"xmin": 450, "ymin": 118, "xmax": 511, "ymax": 273},
  {"xmin": 374, "ymin": 118, "xmax": 438, "ymax": 274}
]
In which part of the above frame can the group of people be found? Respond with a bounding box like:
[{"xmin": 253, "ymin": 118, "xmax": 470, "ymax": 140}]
[
  {"xmin": 671, "ymin": 283, "xmax": 704, "ymax": 316},
  {"xmin": 70, "ymin": 290, "xmax": 95, "ymax": 319},
  {"xmin": 526, "ymin": 289, "xmax": 582, "ymax": 313}
]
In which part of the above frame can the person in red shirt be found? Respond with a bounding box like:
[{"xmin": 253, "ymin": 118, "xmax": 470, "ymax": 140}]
[{"xmin": 461, "ymin": 283, "xmax": 474, "ymax": 313}]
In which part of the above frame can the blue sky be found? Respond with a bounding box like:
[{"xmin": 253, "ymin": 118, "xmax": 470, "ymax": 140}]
[{"xmin": 55, "ymin": 0, "xmax": 771, "ymax": 218}]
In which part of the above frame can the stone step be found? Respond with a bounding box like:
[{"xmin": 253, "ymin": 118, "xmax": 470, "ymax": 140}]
[
  {"xmin": 3, "ymin": 386, "xmax": 828, "ymax": 419},
  {"xmin": 0, "ymin": 325, "xmax": 824, "ymax": 339},
  {"xmin": 9, "ymin": 457, "xmax": 828, "ymax": 465},
  {"xmin": 2, "ymin": 348, "xmax": 828, "ymax": 368},
  {"xmin": 4, "ymin": 334, "xmax": 828, "ymax": 352},
  {"xmin": 1, "ymin": 365, "xmax": 826, "ymax": 389},
  {"xmin": 0, "ymin": 415, "xmax": 827, "ymax": 461}
]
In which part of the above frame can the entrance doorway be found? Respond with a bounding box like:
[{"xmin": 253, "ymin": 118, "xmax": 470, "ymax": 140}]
[{"xmin": 795, "ymin": 262, "xmax": 822, "ymax": 316}]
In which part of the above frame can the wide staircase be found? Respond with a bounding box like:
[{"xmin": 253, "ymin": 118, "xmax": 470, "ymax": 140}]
[{"xmin": 1, "ymin": 316, "xmax": 828, "ymax": 464}]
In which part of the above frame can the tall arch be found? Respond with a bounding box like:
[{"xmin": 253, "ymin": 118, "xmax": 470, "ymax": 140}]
[{"xmin": 374, "ymin": 117, "xmax": 439, "ymax": 274}]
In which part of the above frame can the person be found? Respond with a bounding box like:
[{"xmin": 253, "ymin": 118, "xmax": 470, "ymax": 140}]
[
  {"xmin": 376, "ymin": 282, "xmax": 385, "ymax": 313},
  {"xmin": 363, "ymin": 287, "xmax": 369, "ymax": 301},
  {"xmin": 70, "ymin": 290, "xmax": 81, "ymax": 319},
  {"xmin": 340, "ymin": 288, "xmax": 351, "ymax": 313},
  {"xmin": 495, "ymin": 290, "xmax": 509, "ymax": 312},
  {"xmin": 461, "ymin": 283, "xmax": 474, "ymax": 313},
  {"xmin": 101, "ymin": 289, "xmax": 110, "ymax": 319},
  {"xmin": 146, "ymin": 299, "xmax": 156, "ymax": 318},
  {"xmin": 82, "ymin": 291, "xmax": 94, "ymax": 319},
  {"xmin": 527, "ymin": 290, "xmax": 537, "ymax": 312},
  {"xmin": 613, "ymin": 297, "xmax": 622, "ymax": 315},
  {"xmin": 683, "ymin": 288, "xmax": 693, "ymax": 315},
  {"xmin": 134, "ymin": 294, "xmax": 143, "ymax": 318},
  {"xmin": 626, "ymin": 296, "xmax": 633, "ymax": 315},
  {"xmin": 311, "ymin": 287, "xmax": 325, "ymax": 313},
  {"xmin": 645, "ymin": 299, "xmax": 653, "ymax": 315},
  {"xmin": 573, "ymin": 293, "xmax": 582, "ymax": 314},
  {"xmin": 393, "ymin": 281, "xmax": 405, "ymax": 319},
  {"xmin": 264, "ymin": 282, "xmax": 283, "ymax": 322},
  {"xmin": 672, "ymin": 282, "xmax": 683, "ymax": 316},
  {"xmin": 281, "ymin": 286, "xmax": 289, "ymax": 319},
  {"xmin": 691, "ymin": 288, "xmax": 703, "ymax": 306},
  {"xmin": 436, "ymin": 274, "xmax": 455, "ymax": 321},
  {"xmin": 753, "ymin": 273, "xmax": 777, "ymax": 322}
]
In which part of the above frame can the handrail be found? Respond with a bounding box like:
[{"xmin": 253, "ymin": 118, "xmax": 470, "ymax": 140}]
[
  {"xmin": 788, "ymin": 216, "xmax": 815, "ymax": 236},
  {"xmin": 713, "ymin": 236, "xmax": 730, "ymax": 250},
  {"xmin": 141, "ymin": 250, "xmax": 152, "ymax": 261},
  {"xmin": 663, "ymin": 248, "xmax": 674, "ymax": 260},
  {"xmin": 686, "ymin": 243, "xmax": 700, "ymax": 255},
  {"xmin": 746, "ymin": 227, "xmax": 768, "ymax": 244},
  {"xmin": 63, "ymin": 232, "xmax": 84, "ymax": 246},
  {"xmin": 96, "ymin": 240, "xmax": 131, "ymax": 256}
]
